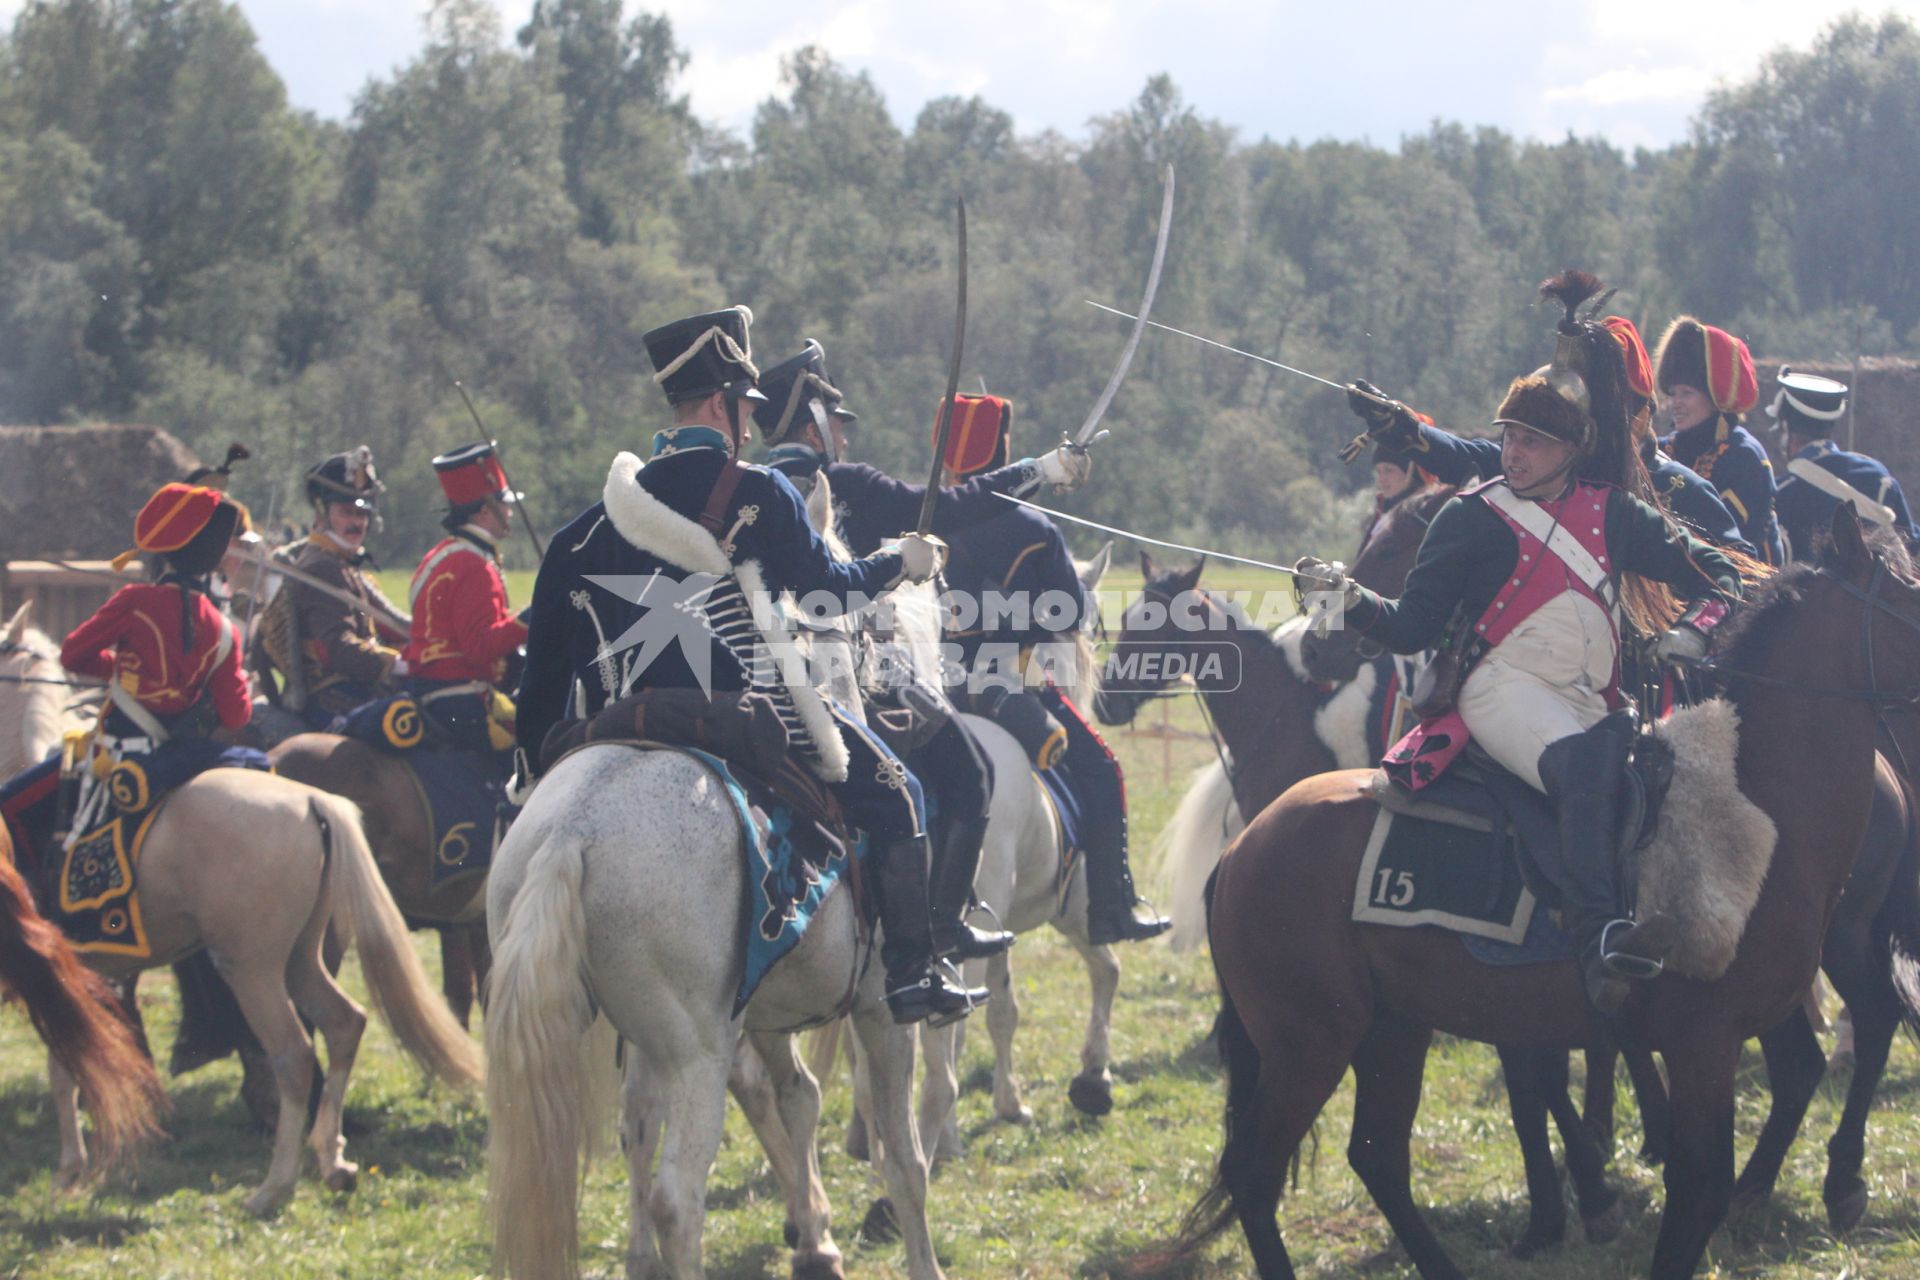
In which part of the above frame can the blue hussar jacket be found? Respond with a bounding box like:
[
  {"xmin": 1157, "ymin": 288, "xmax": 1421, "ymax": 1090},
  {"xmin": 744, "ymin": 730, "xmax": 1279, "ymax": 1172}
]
[
  {"xmin": 944, "ymin": 506, "xmax": 1085, "ymax": 666},
  {"xmin": 1776, "ymin": 439, "xmax": 1920, "ymax": 560},
  {"xmin": 1660, "ymin": 416, "xmax": 1785, "ymax": 564},
  {"xmin": 1398, "ymin": 422, "xmax": 1751, "ymax": 553},
  {"xmin": 516, "ymin": 442, "xmax": 904, "ymax": 759}
]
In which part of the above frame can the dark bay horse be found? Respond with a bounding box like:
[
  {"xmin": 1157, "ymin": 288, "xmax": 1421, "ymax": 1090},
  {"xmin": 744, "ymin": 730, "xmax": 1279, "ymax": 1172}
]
[{"xmin": 1156, "ymin": 506, "xmax": 1920, "ymax": 1280}]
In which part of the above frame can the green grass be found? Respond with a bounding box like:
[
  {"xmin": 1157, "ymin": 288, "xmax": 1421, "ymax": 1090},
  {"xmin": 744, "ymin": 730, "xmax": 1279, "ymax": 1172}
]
[{"xmin": 8, "ymin": 568, "xmax": 1920, "ymax": 1277}]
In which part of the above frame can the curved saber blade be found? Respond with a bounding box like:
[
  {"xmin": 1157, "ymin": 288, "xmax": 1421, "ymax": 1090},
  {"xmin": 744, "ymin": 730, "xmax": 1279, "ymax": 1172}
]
[
  {"xmin": 993, "ymin": 493, "xmax": 1301, "ymax": 575},
  {"xmin": 1074, "ymin": 164, "xmax": 1175, "ymax": 446},
  {"xmin": 917, "ymin": 196, "xmax": 969, "ymax": 535}
]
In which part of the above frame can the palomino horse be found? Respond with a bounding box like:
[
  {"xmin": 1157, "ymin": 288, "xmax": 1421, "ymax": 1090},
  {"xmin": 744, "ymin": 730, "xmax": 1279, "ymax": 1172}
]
[
  {"xmin": 1156, "ymin": 507, "xmax": 1919, "ymax": 1280},
  {"xmin": 0, "ymin": 824, "xmax": 163, "ymax": 1167}
]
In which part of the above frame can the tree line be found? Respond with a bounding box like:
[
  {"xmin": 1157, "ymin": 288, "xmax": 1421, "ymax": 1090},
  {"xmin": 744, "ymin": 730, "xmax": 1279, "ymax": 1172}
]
[{"xmin": 3, "ymin": 0, "xmax": 1917, "ymax": 562}]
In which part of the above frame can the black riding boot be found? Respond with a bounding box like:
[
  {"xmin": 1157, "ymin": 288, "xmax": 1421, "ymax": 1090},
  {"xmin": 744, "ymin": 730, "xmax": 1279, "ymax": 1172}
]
[
  {"xmin": 1083, "ymin": 837, "xmax": 1170, "ymax": 946},
  {"xmin": 927, "ymin": 812, "xmax": 1013, "ymax": 960},
  {"xmin": 874, "ymin": 835, "xmax": 989, "ymax": 1024},
  {"xmin": 1536, "ymin": 714, "xmax": 1676, "ymax": 1017},
  {"xmin": 170, "ymin": 950, "xmax": 259, "ymax": 1076}
]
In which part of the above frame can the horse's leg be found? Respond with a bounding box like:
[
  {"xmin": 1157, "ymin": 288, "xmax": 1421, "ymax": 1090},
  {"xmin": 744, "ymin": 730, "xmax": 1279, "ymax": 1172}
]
[
  {"xmin": 1625, "ymin": 1043, "xmax": 1671, "ymax": 1164},
  {"xmin": 1731, "ymin": 1007, "xmax": 1826, "ymax": 1210},
  {"xmin": 649, "ymin": 1051, "xmax": 732, "ymax": 1279},
  {"xmin": 917, "ymin": 1016, "xmax": 963, "ymax": 1165},
  {"xmin": 48, "ymin": 1051, "xmax": 88, "ymax": 1188},
  {"xmin": 466, "ymin": 922, "xmax": 493, "ymax": 1014},
  {"xmin": 1822, "ymin": 983, "xmax": 1900, "ymax": 1233},
  {"xmin": 621, "ymin": 1051, "xmax": 665, "ymax": 1280},
  {"xmin": 438, "ymin": 928, "xmax": 475, "ymax": 1030},
  {"xmin": 1541, "ymin": 1050, "xmax": 1620, "ymax": 1238},
  {"xmin": 728, "ymin": 1038, "xmax": 802, "ymax": 1250},
  {"xmin": 982, "ymin": 950, "xmax": 1029, "ymax": 1125},
  {"xmin": 286, "ymin": 927, "xmax": 367, "ymax": 1193},
  {"xmin": 1346, "ymin": 1014, "xmax": 1465, "ymax": 1280},
  {"xmin": 1066, "ymin": 937, "xmax": 1119, "ymax": 1117},
  {"xmin": 1648, "ymin": 1031, "xmax": 1739, "ymax": 1280},
  {"xmin": 222, "ymin": 966, "xmax": 322, "ymax": 1216},
  {"xmin": 851, "ymin": 1006, "xmax": 946, "ymax": 1280},
  {"xmin": 1580, "ymin": 1041, "xmax": 1616, "ymax": 1155},
  {"xmin": 747, "ymin": 1031, "xmax": 843, "ymax": 1280},
  {"xmin": 1495, "ymin": 1043, "xmax": 1567, "ymax": 1258}
]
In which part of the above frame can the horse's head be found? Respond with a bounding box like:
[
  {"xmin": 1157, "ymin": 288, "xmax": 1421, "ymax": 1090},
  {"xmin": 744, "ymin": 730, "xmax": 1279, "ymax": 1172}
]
[
  {"xmin": 1093, "ymin": 551, "xmax": 1209, "ymax": 726},
  {"xmin": 0, "ymin": 601, "xmax": 72, "ymax": 775},
  {"xmin": 1297, "ymin": 482, "xmax": 1455, "ymax": 683},
  {"xmin": 1811, "ymin": 504, "xmax": 1920, "ymax": 692}
]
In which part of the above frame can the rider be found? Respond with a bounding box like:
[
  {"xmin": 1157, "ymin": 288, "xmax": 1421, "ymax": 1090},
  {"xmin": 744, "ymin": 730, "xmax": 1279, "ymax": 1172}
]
[
  {"xmin": 515, "ymin": 305, "xmax": 984, "ymax": 1024},
  {"xmin": 1296, "ymin": 277, "xmax": 1744, "ymax": 1016},
  {"xmin": 264, "ymin": 448, "xmax": 410, "ymax": 727},
  {"xmin": 401, "ymin": 443, "xmax": 530, "ymax": 752},
  {"xmin": 1767, "ymin": 367, "xmax": 1919, "ymax": 559},
  {"xmin": 755, "ymin": 340, "xmax": 1089, "ymax": 962},
  {"xmin": 1654, "ymin": 316, "xmax": 1786, "ymax": 565},
  {"xmin": 1358, "ymin": 442, "xmax": 1426, "ymax": 554},
  {"xmin": 935, "ymin": 397, "xmax": 1171, "ymax": 945}
]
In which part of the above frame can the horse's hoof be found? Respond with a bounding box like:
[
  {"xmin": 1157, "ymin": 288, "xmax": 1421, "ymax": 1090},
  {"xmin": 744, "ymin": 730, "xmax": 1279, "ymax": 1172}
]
[
  {"xmin": 323, "ymin": 1162, "xmax": 358, "ymax": 1194},
  {"xmin": 1067, "ymin": 1074, "xmax": 1113, "ymax": 1117},
  {"xmin": 784, "ymin": 1219, "xmax": 800, "ymax": 1249},
  {"xmin": 1827, "ymin": 1183, "xmax": 1869, "ymax": 1235},
  {"xmin": 994, "ymin": 1103, "xmax": 1034, "ymax": 1127},
  {"xmin": 1582, "ymin": 1194, "xmax": 1624, "ymax": 1244},
  {"xmin": 858, "ymin": 1197, "xmax": 899, "ymax": 1245},
  {"xmin": 791, "ymin": 1250, "xmax": 845, "ymax": 1280},
  {"xmin": 1509, "ymin": 1222, "xmax": 1564, "ymax": 1260},
  {"xmin": 244, "ymin": 1186, "xmax": 293, "ymax": 1218},
  {"xmin": 53, "ymin": 1165, "xmax": 88, "ymax": 1194}
]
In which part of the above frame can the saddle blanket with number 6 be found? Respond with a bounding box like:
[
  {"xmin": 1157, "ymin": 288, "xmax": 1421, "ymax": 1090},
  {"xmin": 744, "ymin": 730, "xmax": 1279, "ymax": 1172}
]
[{"xmin": 1352, "ymin": 806, "xmax": 1537, "ymax": 946}]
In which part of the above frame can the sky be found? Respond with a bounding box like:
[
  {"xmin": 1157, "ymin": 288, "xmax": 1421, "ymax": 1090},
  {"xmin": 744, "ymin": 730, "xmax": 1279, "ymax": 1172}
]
[{"xmin": 4, "ymin": 0, "xmax": 1916, "ymax": 150}]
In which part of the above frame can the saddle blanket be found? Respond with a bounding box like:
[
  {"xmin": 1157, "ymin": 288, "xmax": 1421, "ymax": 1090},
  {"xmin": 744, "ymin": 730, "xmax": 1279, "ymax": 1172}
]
[
  {"xmin": 1, "ymin": 742, "xmax": 269, "ymax": 959},
  {"xmin": 1352, "ymin": 808, "xmax": 1536, "ymax": 946}
]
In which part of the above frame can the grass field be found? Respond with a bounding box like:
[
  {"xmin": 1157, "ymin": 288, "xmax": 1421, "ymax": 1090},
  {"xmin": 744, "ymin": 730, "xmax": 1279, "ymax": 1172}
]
[{"xmin": 6, "ymin": 569, "xmax": 1920, "ymax": 1277}]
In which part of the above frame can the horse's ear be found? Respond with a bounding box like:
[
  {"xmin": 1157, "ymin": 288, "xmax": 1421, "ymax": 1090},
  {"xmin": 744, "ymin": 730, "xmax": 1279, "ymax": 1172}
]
[
  {"xmin": 1138, "ymin": 549, "xmax": 1157, "ymax": 580},
  {"xmin": 1171, "ymin": 556, "xmax": 1206, "ymax": 595},
  {"xmin": 1080, "ymin": 541, "xmax": 1114, "ymax": 592},
  {"xmin": 2, "ymin": 601, "xmax": 29, "ymax": 645},
  {"xmin": 1829, "ymin": 502, "xmax": 1873, "ymax": 581}
]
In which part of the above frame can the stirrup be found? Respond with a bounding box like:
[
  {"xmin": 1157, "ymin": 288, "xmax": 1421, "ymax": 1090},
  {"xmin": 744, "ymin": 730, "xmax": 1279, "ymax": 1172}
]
[{"xmin": 1598, "ymin": 918, "xmax": 1666, "ymax": 981}]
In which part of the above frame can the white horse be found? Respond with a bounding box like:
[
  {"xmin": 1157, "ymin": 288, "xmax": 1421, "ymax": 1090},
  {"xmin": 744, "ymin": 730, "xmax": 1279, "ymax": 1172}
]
[
  {"xmin": 484, "ymin": 506, "xmax": 944, "ymax": 1279},
  {"xmin": 0, "ymin": 602, "xmax": 90, "ymax": 774}
]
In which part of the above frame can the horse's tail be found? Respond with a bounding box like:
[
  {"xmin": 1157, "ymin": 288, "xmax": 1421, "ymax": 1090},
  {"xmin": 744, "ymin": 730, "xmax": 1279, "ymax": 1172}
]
[
  {"xmin": 1154, "ymin": 759, "xmax": 1244, "ymax": 952},
  {"xmin": 311, "ymin": 794, "xmax": 484, "ymax": 1087},
  {"xmin": 485, "ymin": 825, "xmax": 608, "ymax": 1280},
  {"xmin": 1131, "ymin": 869, "xmax": 1267, "ymax": 1272},
  {"xmin": 1882, "ymin": 774, "xmax": 1920, "ymax": 1038},
  {"xmin": 804, "ymin": 1016, "xmax": 845, "ymax": 1085},
  {"xmin": 0, "ymin": 851, "xmax": 165, "ymax": 1164}
]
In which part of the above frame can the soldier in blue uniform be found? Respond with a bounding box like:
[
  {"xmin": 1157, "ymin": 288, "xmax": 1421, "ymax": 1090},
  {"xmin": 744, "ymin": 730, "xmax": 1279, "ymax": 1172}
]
[
  {"xmin": 754, "ymin": 340, "xmax": 1092, "ymax": 962},
  {"xmin": 1654, "ymin": 316, "xmax": 1786, "ymax": 564},
  {"xmin": 1768, "ymin": 367, "xmax": 1919, "ymax": 559},
  {"xmin": 514, "ymin": 306, "xmax": 983, "ymax": 1024}
]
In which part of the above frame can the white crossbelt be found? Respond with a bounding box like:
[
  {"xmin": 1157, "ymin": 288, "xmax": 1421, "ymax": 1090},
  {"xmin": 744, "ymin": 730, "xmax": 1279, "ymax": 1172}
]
[
  {"xmin": 1786, "ymin": 457, "xmax": 1895, "ymax": 527},
  {"xmin": 1481, "ymin": 484, "xmax": 1614, "ymax": 599}
]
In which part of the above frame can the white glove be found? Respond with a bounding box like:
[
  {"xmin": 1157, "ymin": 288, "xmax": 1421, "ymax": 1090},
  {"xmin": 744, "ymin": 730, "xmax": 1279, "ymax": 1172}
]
[
  {"xmin": 1652, "ymin": 625, "xmax": 1709, "ymax": 664},
  {"xmin": 1034, "ymin": 441, "xmax": 1093, "ymax": 492},
  {"xmin": 389, "ymin": 655, "xmax": 411, "ymax": 679},
  {"xmin": 505, "ymin": 749, "xmax": 537, "ymax": 806},
  {"xmin": 888, "ymin": 532, "xmax": 949, "ymax": 585}
]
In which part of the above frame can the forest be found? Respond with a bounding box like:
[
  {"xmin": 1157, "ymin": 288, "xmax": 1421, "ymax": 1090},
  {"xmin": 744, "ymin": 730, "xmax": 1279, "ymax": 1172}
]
[{"xmin": 3, "ymin": 0, "xmax": 1917, "ymax": 561}]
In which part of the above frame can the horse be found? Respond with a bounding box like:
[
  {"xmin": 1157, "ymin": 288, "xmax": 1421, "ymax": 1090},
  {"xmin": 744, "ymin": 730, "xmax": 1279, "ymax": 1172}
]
[
  {"xmin": 484, "ymin": 561, "xmax": 946, "ymax": 1279},
  {"xmin": 1153, "ymin": 505, "xmax": 1918, "ymax": 1280},
  {"xmin": 0, "ymin": 615, "xmax": 483, "ymax": 1212},
  {"xmin": 0, "ymin": 603, "xmax": 91, "ymax": 777},
  {"xmin": 0, "ymin": 824, "xmax": 164, "ymax": 1169}
]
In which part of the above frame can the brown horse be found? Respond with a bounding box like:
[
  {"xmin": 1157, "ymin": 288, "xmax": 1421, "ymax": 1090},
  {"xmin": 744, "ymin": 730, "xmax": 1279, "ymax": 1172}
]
[
  {"xmin": 0, "ymin": 827, "xmax": 164, "ymax": 1168},
  {"xmin": 1155, "ymin": 506, "xmax": 1916, "ymax": 1279},
  {"xmin": 267, "ymin": 733, "xmax": 492, "ymax": 1025}
]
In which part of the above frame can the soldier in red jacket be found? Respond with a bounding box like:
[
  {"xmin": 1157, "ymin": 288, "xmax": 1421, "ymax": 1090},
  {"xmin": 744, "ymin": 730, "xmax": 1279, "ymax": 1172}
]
[{"xmin": 401, "ymin": 443, "xmax": 529, "ymax": 752}]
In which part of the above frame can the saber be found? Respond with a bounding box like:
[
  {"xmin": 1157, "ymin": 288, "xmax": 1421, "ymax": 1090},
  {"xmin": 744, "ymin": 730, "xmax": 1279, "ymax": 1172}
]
[
  {"xmin": 227, "ymin": 547, "xmax": 411, "ymax": 634},
  {"xmin": 917, "ymin": 196, "xmax": 969, "ymax": 536},
  {"xmin": 994, "ymin": 493, "xmax": 1303, "ymax": 575},
  {"xmin": 1073, "ymin": 165, "xmax": 1176, "ymax": 446},
  {"xmin": 1085, "ymin": 300, "xmax": 1348, "ymax": 390},
  {"xmin": 452, "ymin": 380, "xmax": 549, "ymax": 562}
]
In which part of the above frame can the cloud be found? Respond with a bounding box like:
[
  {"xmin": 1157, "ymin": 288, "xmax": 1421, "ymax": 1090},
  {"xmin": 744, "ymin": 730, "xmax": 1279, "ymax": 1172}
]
[{"xmin": 1542, "ymin": 65, "xmax": 1708, "ymax": 108}]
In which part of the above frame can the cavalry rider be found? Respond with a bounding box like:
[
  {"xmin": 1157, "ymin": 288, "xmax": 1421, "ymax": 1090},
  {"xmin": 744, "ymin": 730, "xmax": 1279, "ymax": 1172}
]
[
  {"xmin": 1357, "ymin": 442, "xmax": 1427, "ymax": 555},
  {"xmin": 1348, "ymin": 315, "xmax": 1747, "ymax": 553},
  {"xmin": 755, "ymin": 340, "xmax": 1091, "ymax": 961},
  {"xmin": 401, "ymin": 444, "xmax": 530, "ymax": 752},
  {"xmin": 1296, "ymin": 276, "xmax": 1744, "ymax": 1015},
  {"xmin": 270, "ymin": 448, "xmax": 410, "ymax": 727},
  {"xmin": 1767, "ymin": 367, "xmax": 1919, "ymax": 559},
  {"xmin": 1654, "ymin": 316, "xmax": 1786, "ymax": 564},
  {"xmin": 936, "ymin": 397, "xmax": 1171, "ymax": 945},
  {"xmin": 515, "ymin": 305, "xmax": 983, "ymax": 1024}
]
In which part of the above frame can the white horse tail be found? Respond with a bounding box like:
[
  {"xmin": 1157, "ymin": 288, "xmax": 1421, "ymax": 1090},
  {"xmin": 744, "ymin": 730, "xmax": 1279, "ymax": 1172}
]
[
  {"xmin": 485, "ymin": 825, "xmax": 606, "ymax": 1280},
  {"xmin": 803, "ymin": 1016, "xmax": 845, "ymax": 1084},
  {"xmin": 311, "ymin": 794, "xmax": 484, "ymax": 1087},
  {"xmin": 1155, "ymin": 759, "xmax": 1245, "ymax": 952}
]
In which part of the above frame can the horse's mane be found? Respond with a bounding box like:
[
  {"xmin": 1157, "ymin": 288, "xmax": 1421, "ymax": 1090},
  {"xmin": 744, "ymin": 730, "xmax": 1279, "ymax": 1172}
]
[{"xmin": 1716, "ymin": 560, "xmax": 1823, "ymax": 675}]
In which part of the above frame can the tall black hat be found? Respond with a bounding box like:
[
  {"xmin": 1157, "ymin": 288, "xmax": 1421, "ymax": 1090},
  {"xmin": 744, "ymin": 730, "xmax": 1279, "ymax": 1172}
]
[
  {"xmin": 306, "ymin": 445, "xmax": 384, "ymax": 510},
  {"xmin": 642, "ymin": 305, "xmax": 767, "ymax": 406},
  {"xmin": 1767, "ymin": 366, "xmax": 1849, "ymax": 438},
  {"xmin": 752, "ymin": 340, "xmax": 857, "ymax": 446}
]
